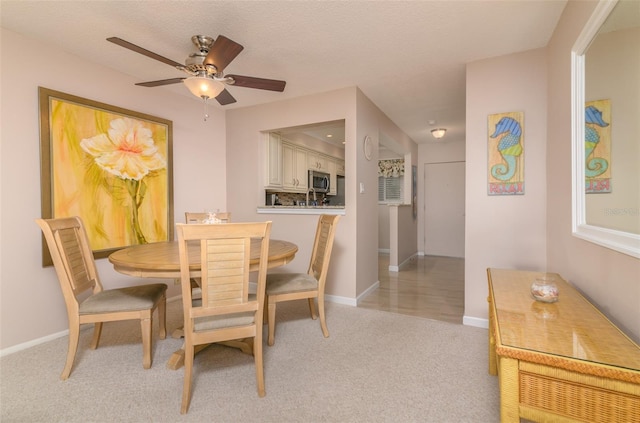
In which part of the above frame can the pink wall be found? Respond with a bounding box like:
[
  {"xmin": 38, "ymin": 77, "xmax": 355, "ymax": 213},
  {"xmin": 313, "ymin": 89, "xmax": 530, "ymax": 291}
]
[
  {"xmin": 465, "ymin": 48, "xmax": 549, "ymax": 325},
  {"xmin": 463, "ymin": 0, "xmax": 640, "ymax": 341},
  {"xmin": 0, "ymin": 29, "xmax": 227, "ymax": 350},
  {"xmin": 225, "ymin": 88, "xmax": 359, "ymax": 300},
  {"xmin": 546, "ymin": 0, "xmax": 640, "ymax": 341},
  {"xmin": 392, "ymin": 205, "xmax": 417, "ymax": 267},
  {"xmin": 224, "ymin": 87, "xmax": 417, "ymax": 302},
  {"xmin": 378, "ymin": 205, "xmax": 391, "ymax": 250}
]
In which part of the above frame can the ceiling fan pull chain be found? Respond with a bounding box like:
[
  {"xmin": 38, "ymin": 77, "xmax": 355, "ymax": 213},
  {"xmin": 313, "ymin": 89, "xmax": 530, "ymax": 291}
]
[{"xmin": 203, "ymin": 98, "xmax": 209, "ymax": 121}]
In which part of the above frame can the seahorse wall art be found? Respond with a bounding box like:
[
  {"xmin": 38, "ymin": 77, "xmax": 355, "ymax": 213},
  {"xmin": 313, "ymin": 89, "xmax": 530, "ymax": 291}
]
[
  {"xmin": 585, "ymin": 100, "xmax": 611, "ymax": 194},
  {"xmin": 487, "ymin": 112, "xmax": 524, "ymax": 196}
]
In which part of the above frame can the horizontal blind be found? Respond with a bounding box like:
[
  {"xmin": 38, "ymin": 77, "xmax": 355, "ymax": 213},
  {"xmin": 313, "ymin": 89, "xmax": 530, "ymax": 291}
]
[{"xmin": 378, "ymin": 176, "xmax": 403, "ymax": 202}]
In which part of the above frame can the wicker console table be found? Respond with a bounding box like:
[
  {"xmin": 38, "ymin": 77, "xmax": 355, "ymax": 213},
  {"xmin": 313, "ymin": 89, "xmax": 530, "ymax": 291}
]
[{"xmin": 487, "ymin": 268, "xmax": 640, "ymax": 422}]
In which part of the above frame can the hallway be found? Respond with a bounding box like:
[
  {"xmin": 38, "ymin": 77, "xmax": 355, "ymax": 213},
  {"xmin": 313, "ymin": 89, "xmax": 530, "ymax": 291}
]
[{"xmin": 358, "ymin": 254, "xmax": 465, "ymax": 325}]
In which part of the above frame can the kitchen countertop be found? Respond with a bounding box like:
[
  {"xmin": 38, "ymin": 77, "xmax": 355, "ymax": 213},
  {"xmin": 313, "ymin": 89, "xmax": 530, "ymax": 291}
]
[{"xmin": 257, "ymin": 205, "xmax": 345, "ymax": 215}]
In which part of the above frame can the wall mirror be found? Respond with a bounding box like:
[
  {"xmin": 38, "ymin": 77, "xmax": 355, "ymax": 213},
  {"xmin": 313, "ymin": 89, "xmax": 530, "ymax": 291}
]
[{"xmin": 572, "ymin": 0, "xmax": 640, "ymax": 258}]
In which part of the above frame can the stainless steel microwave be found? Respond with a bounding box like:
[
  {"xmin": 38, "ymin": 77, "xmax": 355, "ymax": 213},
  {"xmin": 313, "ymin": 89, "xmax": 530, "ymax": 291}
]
[{"xmin": 309, "ymin": 170, "xmax": 330, "ymax": 193}]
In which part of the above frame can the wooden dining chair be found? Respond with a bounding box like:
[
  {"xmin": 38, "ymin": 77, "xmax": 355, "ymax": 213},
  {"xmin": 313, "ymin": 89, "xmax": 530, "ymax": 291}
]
[
  {"xmin": 36, "ymin": 216, "xmax": 167, "ymax": 380},
  {"xmin": 184, "ymin": 211, "xmax": 231, "ymax": 224},
  {"xmin": 176, "ymin": 221, "xmax": 271, "ymax": 414},
  {"xmin": 265, "ymin": 214, "xmax": 340, "ymax": 346},
  {"xmin": 180, "ymin": 211, "xmax": 232, "ymax": 333}
]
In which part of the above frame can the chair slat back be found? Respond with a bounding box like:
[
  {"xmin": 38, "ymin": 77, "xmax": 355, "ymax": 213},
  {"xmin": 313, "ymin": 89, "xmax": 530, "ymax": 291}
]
[
  {"xmin": 56, "ymin": 227, "xmax": 94, "ymax": 293},
  {"xmin": 308, "ymin": 215, "xmax": 340, "ymax": 283},
  {"xmin": 185, "ymin": 212, "xmax": 231, "ymax": 224},
  {"xmin": 176, "ymin": 222, "xmax": 271, "ymax": 318},
  {"xmin": 201, "ymin": 237, "xmax": 250, "ymax": 307},
  {"xmin": 36, "ymin": 217, "xmax": 101, "ymax": 303}
]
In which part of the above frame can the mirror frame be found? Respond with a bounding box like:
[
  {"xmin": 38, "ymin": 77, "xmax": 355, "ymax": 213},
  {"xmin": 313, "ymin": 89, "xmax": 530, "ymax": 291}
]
[{"xmin": 571, "ymin": 0, "xmax": 640, "ymax": 258}]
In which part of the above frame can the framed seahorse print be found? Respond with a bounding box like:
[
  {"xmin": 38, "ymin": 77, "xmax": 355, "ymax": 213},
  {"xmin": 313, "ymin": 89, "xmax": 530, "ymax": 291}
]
[
  {"xmin": 584, "ymin": 99, "xmax": 611, "ymax": 194},
  {"xmin": 487, "ymin": 111, "xmax": 524, "ymax": 196}
]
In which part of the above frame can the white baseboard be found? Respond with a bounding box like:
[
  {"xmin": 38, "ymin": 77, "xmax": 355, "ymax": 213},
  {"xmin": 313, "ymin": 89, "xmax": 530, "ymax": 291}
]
[
  {"xmin": 1, "ymin": 295, "xmax": 184, "ymax": 358},
  {"xmin": 0, "ymin": 329, "xmax": 72, "ymax": 358},
  {"xmin": 355, "ymin": 280, "xmax": 380, "ymax": 305},
  {"xmin": 389, "ymin": 253, "xmax": 418, "ymax": 272},
  {"xmin": 1, "ymin": 288, "xmax": 403, "ymax": 357},
  {"xmin": 378, "ymin": 248, "xmax": 390, "ymax": 254},
  {"xmin": 463, "ymin": 315, "xmax": 489, "ymax": 329},
  {"xmin": 325, "ymin": 293, "xmax": 358, "ymax": 307}
]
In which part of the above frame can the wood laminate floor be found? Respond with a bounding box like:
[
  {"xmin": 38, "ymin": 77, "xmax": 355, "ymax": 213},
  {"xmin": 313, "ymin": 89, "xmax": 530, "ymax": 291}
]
[{"xmin": 358, "ymin": 253, "xmax": 464, "ymax": 324}]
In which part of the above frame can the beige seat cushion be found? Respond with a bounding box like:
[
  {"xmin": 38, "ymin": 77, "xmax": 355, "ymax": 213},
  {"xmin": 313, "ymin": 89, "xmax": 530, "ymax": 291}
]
[
  {"xmin": 79, "ymin": 283, "xmax": 167, "ymax": 314},
  {"xmin": 191, "ymin": 294, "xmax": 258, "ymax": 331},
  {"xmin": 192, "ymin": 294, "xmax": 256, "ymax": 308},
  {"xmin": 266, "ymin": 273, "xmax": 318, "ymax": 295},
  {"xmin": 194, "ymin": 311, "xmax": 255, "ymax": 332}
]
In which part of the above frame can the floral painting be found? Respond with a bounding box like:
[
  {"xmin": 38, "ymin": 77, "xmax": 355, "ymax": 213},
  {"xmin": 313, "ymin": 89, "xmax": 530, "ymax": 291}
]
[{"xmin": 39, "ymin": 87, "xmax": 173, "ymax": 265}]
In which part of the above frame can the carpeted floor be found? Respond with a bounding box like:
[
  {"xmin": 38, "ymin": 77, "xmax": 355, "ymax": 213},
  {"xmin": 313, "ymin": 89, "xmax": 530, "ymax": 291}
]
[{"xmin": 1, "ymin": 298, "xmax": 499, "ymax": 422}]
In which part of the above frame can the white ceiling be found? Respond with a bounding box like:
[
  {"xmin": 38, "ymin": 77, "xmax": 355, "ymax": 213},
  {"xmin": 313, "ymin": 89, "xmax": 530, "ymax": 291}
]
[{"xmin": 1, "ymin": 0, "xmax": 567, "ymax": 144}]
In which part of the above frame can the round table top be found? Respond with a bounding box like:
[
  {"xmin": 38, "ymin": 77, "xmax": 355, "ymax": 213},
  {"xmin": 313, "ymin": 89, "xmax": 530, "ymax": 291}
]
[{"xmin": 108, "ymin": 239, "xmax": 298, "ymax": 278}]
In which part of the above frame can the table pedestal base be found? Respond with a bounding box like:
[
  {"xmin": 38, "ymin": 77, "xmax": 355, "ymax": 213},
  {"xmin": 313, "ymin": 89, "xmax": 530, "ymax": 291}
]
[{"xmin": 167, "ymin": 339, "xmax": 255, "ymax": 370}]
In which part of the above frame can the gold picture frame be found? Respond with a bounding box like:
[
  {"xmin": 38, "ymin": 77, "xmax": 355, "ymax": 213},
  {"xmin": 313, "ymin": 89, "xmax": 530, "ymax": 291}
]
[{"xmin": 38, "ymin": 87, "xmax": 174, "ymax": 266}]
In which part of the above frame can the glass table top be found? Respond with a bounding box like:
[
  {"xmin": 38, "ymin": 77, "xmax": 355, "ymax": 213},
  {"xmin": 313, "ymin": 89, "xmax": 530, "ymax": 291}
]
[{"xmin": 488, "ymin": 268, "xmax": 640, "ymax": 373}]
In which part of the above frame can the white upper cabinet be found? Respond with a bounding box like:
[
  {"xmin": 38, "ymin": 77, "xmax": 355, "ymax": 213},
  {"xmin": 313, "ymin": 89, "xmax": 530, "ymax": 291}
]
[
  {"xmin": 264, "ymin": 133, "xmax": 283, "ymax": 188},
  {"xmin": 282, "ymin": 142, "xmax": 308, "ymax": 192},
  {"xmin": 328, "ymin": 159, "xmax": 337, "ymax": 195},
  {"xmin": 307, "ymin": 151, "xmax": 328, "ymax": 171},
  {"xmin": 265, "ymin": 132, "xmax": 343, "ymax": 194}
]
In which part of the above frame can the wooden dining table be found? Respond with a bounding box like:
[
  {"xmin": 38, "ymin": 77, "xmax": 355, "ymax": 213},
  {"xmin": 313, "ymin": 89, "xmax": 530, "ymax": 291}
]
[
  {"xmin": 109, "ymin": 238, "xmax": 298, "ymax": 279},
  {"xmin": 108, "ymin": 238, "xmax": 298, "ymax": 370}
]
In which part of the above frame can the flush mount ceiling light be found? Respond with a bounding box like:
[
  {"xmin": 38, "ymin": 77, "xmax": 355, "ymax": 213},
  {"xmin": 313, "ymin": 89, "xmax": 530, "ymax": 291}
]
[{"xmin": 431, "ymin": 128, "xmax": 447, "ymax": 139}]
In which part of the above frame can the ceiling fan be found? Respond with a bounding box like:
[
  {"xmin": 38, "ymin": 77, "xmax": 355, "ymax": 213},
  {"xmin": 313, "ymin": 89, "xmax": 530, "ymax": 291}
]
[{"xmin": 107, "ymin": 34, "xmax": 286, "ymax": 106}]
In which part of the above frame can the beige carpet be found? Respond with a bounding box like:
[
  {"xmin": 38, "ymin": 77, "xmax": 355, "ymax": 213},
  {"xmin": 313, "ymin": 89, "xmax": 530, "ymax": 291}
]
[{"xmin": 1, "ymin": 299, "xmax": 499, "ymax": 422}]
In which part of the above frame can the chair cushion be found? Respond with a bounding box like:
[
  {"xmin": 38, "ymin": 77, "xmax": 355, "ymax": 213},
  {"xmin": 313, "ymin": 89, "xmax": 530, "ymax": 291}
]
[
  {"xmin": 266, "ymin": 273, "xmax": 318, "ymax": 295},
  {"xmin": 194, "ymin": 312, "xmax": 255, "ymax": 332},
  {"xmin": 79, "ymin": 283, "xmax": 167, "ymax": 314},
  {"xmin": 191, "ymin": 294, "xmax": 255, "ymax": 308}
]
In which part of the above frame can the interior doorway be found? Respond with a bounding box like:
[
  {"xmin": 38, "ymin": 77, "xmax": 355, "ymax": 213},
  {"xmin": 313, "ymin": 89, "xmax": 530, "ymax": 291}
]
[{"xmin": 424, "ymin": 161, "xmax": 465, "ymax": 258}]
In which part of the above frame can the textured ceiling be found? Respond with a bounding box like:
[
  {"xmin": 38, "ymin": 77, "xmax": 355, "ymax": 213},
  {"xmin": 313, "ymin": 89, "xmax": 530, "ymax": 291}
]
[{"xmin": 1, "ymin": 0, "xmax": 567, "ymax": 144}]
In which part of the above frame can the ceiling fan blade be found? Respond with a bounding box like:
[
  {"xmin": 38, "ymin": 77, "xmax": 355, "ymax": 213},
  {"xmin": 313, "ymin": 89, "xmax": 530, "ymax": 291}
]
[
  {"xmin": 107, "ymin": 37, "xmax": 184, "ymax": 68},
  {"xmin": 215, "ymin": 89, "xmax": 236, "ymax": 106},
  {"xmin": 227, "ymin": 75, "xmax": 286, "ymax": 92},
  {"xmin": 135, "ymin": 78, "xmax": 185, "ymax": 87},
  {"xmin": 204, "ymin": 35, "xmax": 244, "ymax": 72}
]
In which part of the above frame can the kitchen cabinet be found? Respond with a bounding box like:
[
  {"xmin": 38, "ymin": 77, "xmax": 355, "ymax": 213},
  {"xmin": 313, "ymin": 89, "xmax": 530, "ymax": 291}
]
[
  {"xmin": 265, "ymin": 132, "xmax": 344, "ymax": 195},
  {"xmin": 264, "ymin": 133, "xmax": 283, "ymax": 188},
  {"xmin": 282, "ymin": 142, "xmax": 308, "ymax": 192},
  {"xmin": 307, "ymin": 151, "xmax": 328, "ymax": 171},
  {"xmin": 328, "ymin": 159, "xmax": 337, "ymax": 195}
]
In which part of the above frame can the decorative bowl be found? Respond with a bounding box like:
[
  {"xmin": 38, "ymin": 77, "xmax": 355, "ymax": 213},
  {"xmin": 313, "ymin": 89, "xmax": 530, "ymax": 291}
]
[{"xmin": 530, "ymin": 275, "xmax": 559, "ymax": 303}]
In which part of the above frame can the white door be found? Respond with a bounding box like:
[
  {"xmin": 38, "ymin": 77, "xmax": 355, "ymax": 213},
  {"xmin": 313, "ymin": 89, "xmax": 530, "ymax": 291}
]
[{"xmin": 424, "ymin": 161, "xmax": 465, "ymax": 258}]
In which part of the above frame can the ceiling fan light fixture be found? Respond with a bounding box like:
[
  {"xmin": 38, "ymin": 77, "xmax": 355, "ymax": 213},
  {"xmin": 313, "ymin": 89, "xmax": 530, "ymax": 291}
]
[
  {"xmin": 431, "ymin": 128, "xmax": 447, "ymax": 139},
  {"xmin": 183, "ymin": 76, "xmax": 225, "ymax": 100}
]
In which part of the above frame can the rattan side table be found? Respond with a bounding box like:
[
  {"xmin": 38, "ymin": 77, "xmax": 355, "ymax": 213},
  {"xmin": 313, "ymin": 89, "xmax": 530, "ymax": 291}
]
[{"xmin": 487, "ymin": 268, "xmax": 640, "ymax": 422}]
